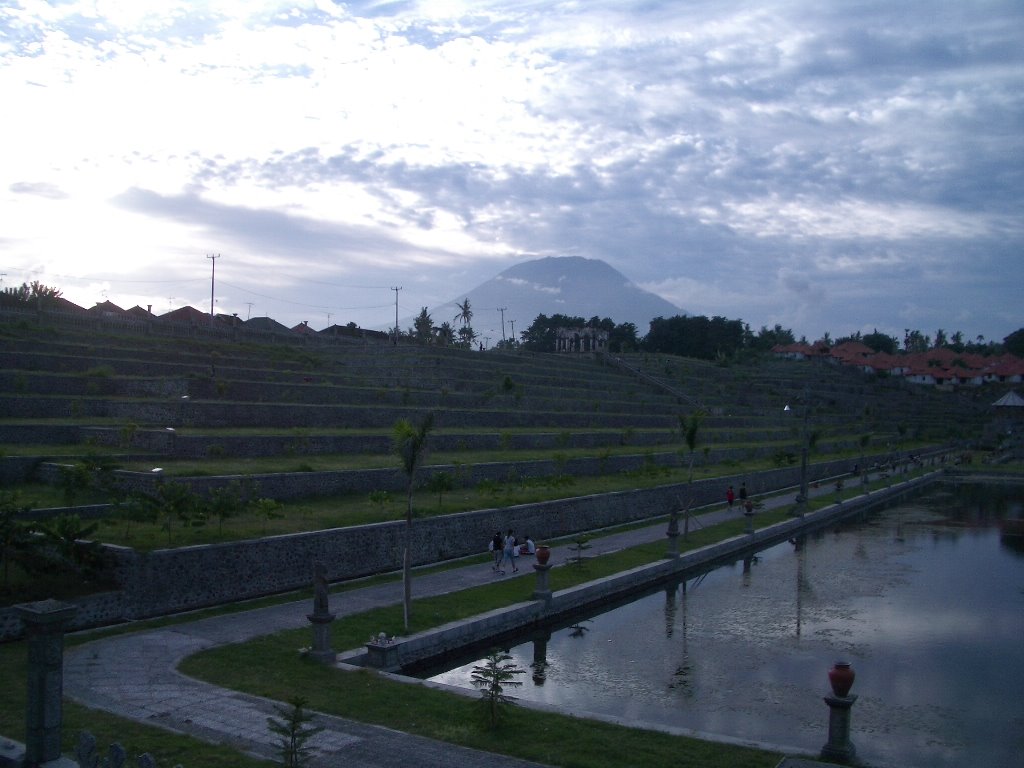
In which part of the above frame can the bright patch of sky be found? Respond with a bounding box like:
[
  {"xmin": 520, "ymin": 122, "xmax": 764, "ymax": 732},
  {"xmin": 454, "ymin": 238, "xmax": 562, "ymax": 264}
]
[{"xmin": 1, "ymin": 0, "xmax": 1021, "ymax": 340}]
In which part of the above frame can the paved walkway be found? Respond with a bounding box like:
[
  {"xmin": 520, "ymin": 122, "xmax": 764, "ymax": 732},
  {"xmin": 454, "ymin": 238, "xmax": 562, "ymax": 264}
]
[{"xmin": 63, "ymin": 479, "xmax": 869, "ymax": 767}]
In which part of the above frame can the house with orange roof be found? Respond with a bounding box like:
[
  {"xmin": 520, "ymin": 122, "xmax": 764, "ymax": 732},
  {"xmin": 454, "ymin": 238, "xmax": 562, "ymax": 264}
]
[
  {"xmin": 771, "ymin": 342, "xmax": 821, "ymax": 360},
  {"xmin": 828, "ymin": 341, "xmax": 875, "ymax": 364}
]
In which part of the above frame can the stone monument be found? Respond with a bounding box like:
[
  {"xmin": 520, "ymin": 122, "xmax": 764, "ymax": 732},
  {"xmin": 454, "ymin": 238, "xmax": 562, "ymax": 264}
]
[
  {"xmin": 306, "ymin": 562, "xmax": 336, "ymax": 664},
  {"xmin": 665, "ymin": 507, "xmax": 680, "ymax": 558},
  {"xmin": 16, "ymin": 598, "xmax": 78, "ymax": 767},
  {"xmin": 820, "ymin": 661, "xmax": 859, "ymax": 764}
]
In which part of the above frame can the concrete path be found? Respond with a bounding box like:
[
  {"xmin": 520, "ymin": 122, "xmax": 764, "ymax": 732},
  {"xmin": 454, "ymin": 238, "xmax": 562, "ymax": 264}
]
[{"xmin": 63, "ymin": 479, "xmax": 863, "ymax": 767}]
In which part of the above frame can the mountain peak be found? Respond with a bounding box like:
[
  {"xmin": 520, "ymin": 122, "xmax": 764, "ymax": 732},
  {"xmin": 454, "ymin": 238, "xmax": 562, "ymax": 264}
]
[{"xmin": 444, "ymin": 256, "xmax": 680, "ymax": 333}]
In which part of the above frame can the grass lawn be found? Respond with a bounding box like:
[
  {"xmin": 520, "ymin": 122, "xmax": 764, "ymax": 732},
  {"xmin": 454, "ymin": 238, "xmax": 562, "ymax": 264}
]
[
  {"xmin": 1, "ymin": 510, "xmax": 794, "ymax": 768},
  {"xmin": 179, "ymin": 512, "xmax": 793, "ymax": 768}
]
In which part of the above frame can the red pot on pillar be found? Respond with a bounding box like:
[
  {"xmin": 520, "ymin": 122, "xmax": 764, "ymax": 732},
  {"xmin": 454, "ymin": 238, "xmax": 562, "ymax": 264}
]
[
  {"xmin": 535, "ymin": 545, "xmax": 551, "ymax": 565},
  {"xmin": 828, "ymin": 661, "xmax": 855, "ymax": 698}
]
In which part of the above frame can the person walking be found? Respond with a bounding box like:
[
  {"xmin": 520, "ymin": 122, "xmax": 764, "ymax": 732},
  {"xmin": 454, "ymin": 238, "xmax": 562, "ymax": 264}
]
[
  {"xmin": 489, "ymin": 531, "xmax": 504, "ymax": 572},
  {"xmin": 739, "ymin": 483, "xmax": 748, "ymax": 505},
  {"xmin": 726, "ymin": 485, "xmax": 735, "ymax": 508},
  {"xmin": 500, "ymin": 528, "xmax": 518, "ymax": 573}
]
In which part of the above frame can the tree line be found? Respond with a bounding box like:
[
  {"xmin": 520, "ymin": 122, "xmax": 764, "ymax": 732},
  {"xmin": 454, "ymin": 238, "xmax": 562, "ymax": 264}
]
[
  {"xmin": 518, "ymin": 313, "xmax": 1023, "ymax": 360},
  {"xmin": 5, "ymin": 280, "xmax": 1021, "ymax": 359}
]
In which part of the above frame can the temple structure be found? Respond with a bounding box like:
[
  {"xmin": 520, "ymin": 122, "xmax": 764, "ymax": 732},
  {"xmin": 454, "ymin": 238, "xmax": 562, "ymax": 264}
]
[{"xmin": 555, "ymin": 326, "xmax": 609, "ymax": 353}]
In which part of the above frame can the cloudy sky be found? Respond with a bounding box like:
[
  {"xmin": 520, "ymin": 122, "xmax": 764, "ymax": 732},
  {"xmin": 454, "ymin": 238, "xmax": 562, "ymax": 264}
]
[{"xmin": 2, "ymin": 0, "xmax": 1021, "ymax": 344}]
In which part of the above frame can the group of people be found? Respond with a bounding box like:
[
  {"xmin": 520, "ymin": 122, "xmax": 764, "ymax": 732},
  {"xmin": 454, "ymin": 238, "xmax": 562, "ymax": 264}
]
[
  {"xmin": 726, "ymin": 483, "xmax": 754, "ymax": 513},
  {"xmin": 725, "ymin": 482, "xmax": 748, "ymax": 507},
  {"xmin": 488, "ymin": 529, "xmax": 535, "ymax": 575}
]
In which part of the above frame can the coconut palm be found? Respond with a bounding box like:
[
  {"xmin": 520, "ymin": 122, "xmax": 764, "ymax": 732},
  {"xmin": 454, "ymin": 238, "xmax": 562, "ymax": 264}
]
[
  {"xmin": 393, "ymin": 412, "xmax": 434, "ymax": 629},
  {"xmin": 453, "ymin": 298, "xmax": 473, "ymax": 327}
]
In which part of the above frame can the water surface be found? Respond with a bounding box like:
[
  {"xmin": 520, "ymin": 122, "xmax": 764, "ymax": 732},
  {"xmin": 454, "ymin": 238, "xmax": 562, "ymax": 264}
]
[{"xmin": 426, "ymin": 484, "xmax": 1024, "ymax": 767}]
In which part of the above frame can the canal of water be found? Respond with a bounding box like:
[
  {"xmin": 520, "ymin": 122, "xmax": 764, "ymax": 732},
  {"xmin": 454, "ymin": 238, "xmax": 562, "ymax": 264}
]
[{"xmin": 421, "ymin": 482, "xmax": 1024, "ymax": 767}]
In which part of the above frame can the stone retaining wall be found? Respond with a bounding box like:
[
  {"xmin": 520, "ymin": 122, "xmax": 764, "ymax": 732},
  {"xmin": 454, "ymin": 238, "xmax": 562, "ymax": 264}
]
[
  {"xmin": 0, "ymin": 461, "xmax": 935, "ymax": 640},
  {"xmin": 96, "ymin": 462, "xmax": 852, "ymax": 621}
]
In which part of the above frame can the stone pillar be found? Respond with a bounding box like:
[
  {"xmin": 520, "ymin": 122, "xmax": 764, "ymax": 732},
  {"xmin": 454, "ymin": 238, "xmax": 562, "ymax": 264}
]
[
  {"xmin": 821, "ymin": 660, "xmax": 858, "ymax": 764},
  {"xmin": 532, "ymin": 562, "xmax": 552, "ymax": 603},
  {"xmin": 665, "ymin": 508, "xmax": 680, "ymax": 558},
  {"xmin": 307, "ymin": 562, "xmax": 336, "ymax": 664},
  {"xmin": 16, "ymin": 599, "xmax": 78, "ymax": 766},
  {"xmin": 821, "ymin": 694, "xmax": 858, "ymax": 764}
]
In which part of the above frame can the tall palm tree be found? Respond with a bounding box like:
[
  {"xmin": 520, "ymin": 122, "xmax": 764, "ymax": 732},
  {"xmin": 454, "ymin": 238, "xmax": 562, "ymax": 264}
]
[
  {"xmin": 393, "ymin": 413, "xmax": 434, "ymax": 630},
  {"xmin": 454, "ymin": 298, "xmax": 473, "ymax": 327}
]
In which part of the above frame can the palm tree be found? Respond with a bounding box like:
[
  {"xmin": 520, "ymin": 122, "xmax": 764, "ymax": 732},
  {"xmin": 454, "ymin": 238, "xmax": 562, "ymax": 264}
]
[
  {"xmin": 679, "ymin": 411, "xmax": 704, "ymax": 483},
  {"xmin": 393, "ymin": 413, "xmax": 434, "ymax": 630},
  {"xmin": 453, "ymin": 298, "xmax": 473, "ymax": 327}
]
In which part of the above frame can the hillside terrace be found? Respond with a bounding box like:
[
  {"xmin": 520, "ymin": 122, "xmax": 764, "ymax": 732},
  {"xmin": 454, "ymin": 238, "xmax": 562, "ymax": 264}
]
[{"xmin": 2, "ymin": 311, "xmax": 991, "ymax": 502}]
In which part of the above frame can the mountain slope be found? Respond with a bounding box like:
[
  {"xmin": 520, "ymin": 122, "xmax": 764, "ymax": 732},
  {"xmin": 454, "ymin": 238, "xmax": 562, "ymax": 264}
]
[{"xmin": 442, "ymin": 256, "xmax": 681, "ymax": 337}]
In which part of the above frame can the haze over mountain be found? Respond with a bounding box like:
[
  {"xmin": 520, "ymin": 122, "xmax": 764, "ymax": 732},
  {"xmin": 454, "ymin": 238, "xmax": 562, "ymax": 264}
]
[{"xmin": 436, "ymin": 256, "xmax": 682, "ymax": 341}]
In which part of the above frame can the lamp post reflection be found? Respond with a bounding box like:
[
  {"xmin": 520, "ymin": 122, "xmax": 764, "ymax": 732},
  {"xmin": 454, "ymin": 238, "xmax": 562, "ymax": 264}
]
[
  {"xmin": 784, "ymin": 387, "xmax": 811, "ymax": 517},
  {"xmin": 664, "ymin": 581, "xmax": 677, "ymax": 637},
  {"xmin": 793, "ymin": 534, "xmax": 808, "ymax": 640},
  {"xmin": 669, "ymin": 579, "xmax": 694, "ymax": 696}
]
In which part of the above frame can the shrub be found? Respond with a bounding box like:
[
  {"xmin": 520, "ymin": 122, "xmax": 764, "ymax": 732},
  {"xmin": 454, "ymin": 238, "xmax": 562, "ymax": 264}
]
[{"xmin": 470, "ymin": 650, "xmax": 525, "ymax": 729}]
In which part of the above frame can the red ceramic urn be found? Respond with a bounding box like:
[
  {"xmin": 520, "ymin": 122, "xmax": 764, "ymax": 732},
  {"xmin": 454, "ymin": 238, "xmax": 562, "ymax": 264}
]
[{"xmin": 828, "ymin": 661, "xmax": 855, "ymax": 698}]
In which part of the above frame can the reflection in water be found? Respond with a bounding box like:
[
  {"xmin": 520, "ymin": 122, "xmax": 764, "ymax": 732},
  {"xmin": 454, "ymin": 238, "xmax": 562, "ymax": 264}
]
[
  {"xmin": 530, "ymin": 630, "xmax": 550, "ymax": 685},
  {"xmin": 425, "ymin": 484, "xmax": 1024, "ymax": 768},
  {"xmin": 792, "ymin": 534, "xmax": 808, "ymax": 640}
]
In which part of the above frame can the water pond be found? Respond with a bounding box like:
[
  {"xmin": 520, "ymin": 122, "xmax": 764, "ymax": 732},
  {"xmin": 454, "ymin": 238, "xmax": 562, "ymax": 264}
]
[{"xmin": 422, "ymin": 482, "xmax": 1024, "ymax": 767}]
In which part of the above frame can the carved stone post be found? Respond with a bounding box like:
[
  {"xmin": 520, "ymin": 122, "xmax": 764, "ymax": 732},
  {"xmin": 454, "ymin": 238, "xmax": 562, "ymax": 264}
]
[
  {"xmin": 532, "ymin": 561, "xmax": 552, "ymax": 603},
  {"xmin": 821, "ymin": 661, "xmax": 858, "ymax": 764},
  {"xmin": 665, "ymin": 508, "xmax": 680, "ymax": 558},
  {"xmin": 307, "ymin": 562, "xmax": 336, "ymax": 664},
  {"xmin": 16, "ymin": 599, "xmax": 77, "ymax": 766},
  {"xmin": 821, "ymin": 694, "xmax": 858, "ymax": 763}
]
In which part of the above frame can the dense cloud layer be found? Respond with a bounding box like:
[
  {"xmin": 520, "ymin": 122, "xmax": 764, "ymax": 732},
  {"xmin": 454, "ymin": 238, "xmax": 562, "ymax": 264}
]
[{"xmin": 2, "ymin": 0, "xmax": 1021, "ymax": 342}]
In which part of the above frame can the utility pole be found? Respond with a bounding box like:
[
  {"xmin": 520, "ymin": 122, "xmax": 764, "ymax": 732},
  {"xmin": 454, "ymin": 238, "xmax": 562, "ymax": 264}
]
[
  {"xmin": 391, "ymin": 286, "xmax": 402, "ymax": 345},
  {"xmin": 206, "ymin": 253, "xmax": 220, "ymax": 324},
  {"xmin": 245, "ymin": 302, "xmax": 254, "ymax": 320},
  {"xmin": 498, "ymin": 306, "xmax": 507, "ymax": 342},
  {"xmin": 326, "ymin": 312, "xmax": 332, "ymax": 329}
]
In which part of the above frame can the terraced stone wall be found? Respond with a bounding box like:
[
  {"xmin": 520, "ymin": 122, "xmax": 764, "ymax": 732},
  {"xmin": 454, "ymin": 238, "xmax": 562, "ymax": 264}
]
[{"xmin": 101, "ymin": 460, "xmax": 855, "ymax": 620}]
